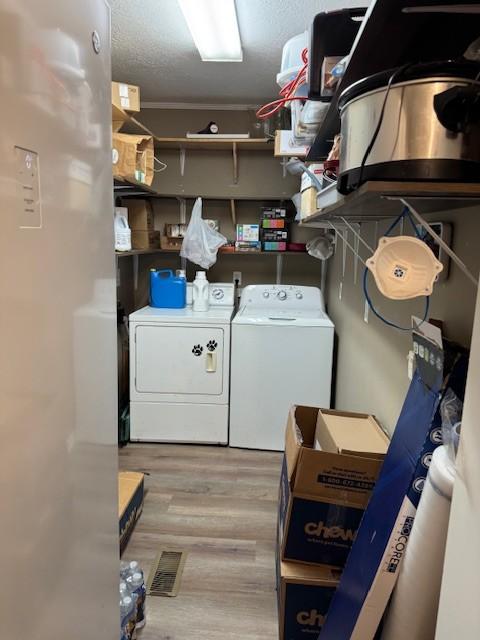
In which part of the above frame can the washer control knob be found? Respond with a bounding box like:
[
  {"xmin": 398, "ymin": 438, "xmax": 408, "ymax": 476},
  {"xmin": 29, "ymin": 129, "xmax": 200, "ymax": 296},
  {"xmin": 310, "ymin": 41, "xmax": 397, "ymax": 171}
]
[
  {"xmin": 263, "ymin": 291, "xmax": 270, "ymax": 298},
  {"xmin": 296, "ymin": 292, "xmax": 303, "ymax": 299},
  {"xmin": 277, "ymin": 290, "xmax": 287, "ymax": 300}
]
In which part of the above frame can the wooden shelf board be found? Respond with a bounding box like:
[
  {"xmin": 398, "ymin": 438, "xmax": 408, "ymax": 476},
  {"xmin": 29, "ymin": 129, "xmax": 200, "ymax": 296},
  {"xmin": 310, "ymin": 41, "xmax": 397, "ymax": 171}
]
[
  {"xmin": 301, "ymin": 181, "xmax": 480, "ymax": 225},
  {"xmin": 116, "ymin": 249, "xmax": 312, "ymax": 258}
]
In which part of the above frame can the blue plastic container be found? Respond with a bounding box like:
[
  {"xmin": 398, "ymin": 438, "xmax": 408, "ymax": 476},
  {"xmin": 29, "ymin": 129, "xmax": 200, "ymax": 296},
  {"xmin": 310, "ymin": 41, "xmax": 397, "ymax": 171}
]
[{"xmin": 150, "ymin": 269, "xmax": 186, "ymax": 309}]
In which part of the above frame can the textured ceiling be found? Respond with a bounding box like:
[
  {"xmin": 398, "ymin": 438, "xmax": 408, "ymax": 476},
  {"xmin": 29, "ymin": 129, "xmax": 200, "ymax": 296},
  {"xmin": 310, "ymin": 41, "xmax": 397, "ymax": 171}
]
[{"xmin": 111, "ymin": 0, "xmax": 368, "ymax": 105}]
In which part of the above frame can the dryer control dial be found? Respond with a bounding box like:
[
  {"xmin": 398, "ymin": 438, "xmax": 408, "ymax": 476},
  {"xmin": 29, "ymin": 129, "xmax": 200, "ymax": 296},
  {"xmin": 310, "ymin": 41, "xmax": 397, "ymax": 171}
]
[
  {"xmin": 277, "ymin": 290, "xmax": 287, "ymax": 300},
  {"xmin": 211, "ymin": 288, "xmax": 224, "ymax": 300},
  {"xmin": 263, "ymin": 291, "xmax": 270, "ymax": 298},
  {"xmin": 296, "ymin": 292, "xmax": 303, "ymax": 299}
]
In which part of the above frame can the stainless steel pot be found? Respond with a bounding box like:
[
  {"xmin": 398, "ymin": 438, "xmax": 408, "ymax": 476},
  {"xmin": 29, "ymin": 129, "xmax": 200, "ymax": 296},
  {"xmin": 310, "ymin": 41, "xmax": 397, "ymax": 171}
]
[{"xmin": 337, "ymin": 62, "xmax": 480, "ymax": 193}]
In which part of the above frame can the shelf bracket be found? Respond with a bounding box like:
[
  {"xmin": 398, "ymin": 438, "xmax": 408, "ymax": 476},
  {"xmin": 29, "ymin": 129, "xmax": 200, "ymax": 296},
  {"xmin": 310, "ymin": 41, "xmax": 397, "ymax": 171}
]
[
  {"xmin": 232, "ymin": 142, "xmax": 238, "ymax": 185},
  {"xmin": 276, "ymin": 254, "xmax": 283, "ymax": 284},
  {"xmin": 179, "ymin": 147, "xmax": 186, "ymax": 177},
  {"xmin": 230, "ymin": 199, "xmax": 236, "ymax": 226},
  {"xmin": 400, "ymin": 198, "xmax": 479, "ymax": 287},
  {"xmin": 133, "ymin": 254, "xmax": 139, "ymax": 291}
]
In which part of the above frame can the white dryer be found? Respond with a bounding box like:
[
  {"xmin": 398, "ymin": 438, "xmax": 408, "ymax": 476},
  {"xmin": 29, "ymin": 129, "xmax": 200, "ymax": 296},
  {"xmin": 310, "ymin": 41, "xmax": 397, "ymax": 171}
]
[
  {"xmin": 129, "ymin": 283, "xmax": 234, "ymax": 444},
  {"xmin": 230, "ymin": 284, "xmax": 334, "ymax": 451}
]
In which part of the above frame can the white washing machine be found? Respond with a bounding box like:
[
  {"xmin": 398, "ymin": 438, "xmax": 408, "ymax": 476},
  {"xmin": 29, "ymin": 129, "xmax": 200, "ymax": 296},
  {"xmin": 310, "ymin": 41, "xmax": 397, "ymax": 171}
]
[
  {"xmin": 129, "ymin": 283, "xmax": 234, "ymax": 444},
  {"xmin": 230, "ymin": 284, "xmax": 334, "ymax": 451}
]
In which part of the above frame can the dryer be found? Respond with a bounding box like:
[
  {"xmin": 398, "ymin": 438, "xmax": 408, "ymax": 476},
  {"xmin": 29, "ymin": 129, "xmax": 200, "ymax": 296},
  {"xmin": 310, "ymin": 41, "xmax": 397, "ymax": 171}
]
[
  {"xmin": 230, "ymin": 284, "xmax": 334, "ymax": 451},
  {"xmin": 129, "ymin": 283, "xmax": 234, "ymax": 444}
]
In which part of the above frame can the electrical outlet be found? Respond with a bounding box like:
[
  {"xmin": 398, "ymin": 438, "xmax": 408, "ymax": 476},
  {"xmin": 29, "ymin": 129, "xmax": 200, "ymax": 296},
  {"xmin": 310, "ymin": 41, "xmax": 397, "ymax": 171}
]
[{"xmin": 233, "ymin": 271, "xmax": 242, "ymax": 286}]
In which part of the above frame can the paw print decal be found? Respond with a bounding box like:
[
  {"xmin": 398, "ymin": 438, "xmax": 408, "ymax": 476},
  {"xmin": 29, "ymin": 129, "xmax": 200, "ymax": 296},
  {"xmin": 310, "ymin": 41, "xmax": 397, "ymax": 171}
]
[
  {"xmin": 206, "ymin": 340, "xmax": 218, "ymax": 352},
  {"xmin": 192, "ymin": 344, "xmax": 203, "ymax": 356}
]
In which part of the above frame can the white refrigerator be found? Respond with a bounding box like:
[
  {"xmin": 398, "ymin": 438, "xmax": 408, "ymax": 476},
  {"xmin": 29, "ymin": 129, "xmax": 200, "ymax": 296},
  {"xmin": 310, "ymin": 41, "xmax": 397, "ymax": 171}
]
[{"xmin": 0, "ymin": 1, "xmax": 119, "ymax": 638}]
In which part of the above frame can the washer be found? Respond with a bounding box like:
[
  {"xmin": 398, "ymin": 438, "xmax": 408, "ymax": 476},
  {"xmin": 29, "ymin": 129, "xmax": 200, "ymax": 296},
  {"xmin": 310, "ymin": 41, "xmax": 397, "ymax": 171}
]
[
  {"xmin": 230, "ymin": 284, "xmax": 334, "ymax": 451},
  {"xmin": 129, "ymin": 283, "xmax": 234, "ymax": 444}
]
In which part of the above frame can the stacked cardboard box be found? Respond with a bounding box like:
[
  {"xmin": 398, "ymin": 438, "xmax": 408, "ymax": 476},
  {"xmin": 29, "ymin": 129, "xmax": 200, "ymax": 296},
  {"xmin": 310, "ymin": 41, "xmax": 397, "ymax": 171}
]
[
  {"xmin": 260, "ymin": 207, "xmax": 290, "ymax": 251},
  {"xmin": 235, "ymin": 224, "xmax": 261, "ymax": 252},
  {"xmin": 276, "ymin": 405, "xmax": 389, "ymax": 639},
  {"xmin": 112, "ymin": 81, "xmax": 141, "ymax": 132},
  {"xmin": 125, "ymin": 199, "xmax": 159, "ymax": 250}
]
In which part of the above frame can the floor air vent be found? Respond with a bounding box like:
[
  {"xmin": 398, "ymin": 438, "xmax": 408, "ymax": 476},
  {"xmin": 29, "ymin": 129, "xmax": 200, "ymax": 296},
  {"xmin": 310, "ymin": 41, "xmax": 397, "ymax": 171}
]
[{"xmin": 146, "ymin": 549, "xmax": 187, "ymax": 597}]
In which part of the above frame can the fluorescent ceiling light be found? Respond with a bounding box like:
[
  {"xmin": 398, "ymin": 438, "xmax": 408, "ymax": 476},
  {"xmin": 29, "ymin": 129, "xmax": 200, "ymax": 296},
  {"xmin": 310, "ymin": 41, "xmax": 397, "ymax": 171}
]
[{"xmin": 178, "ymin": 0, "xmax": 243, "ymax": 62}]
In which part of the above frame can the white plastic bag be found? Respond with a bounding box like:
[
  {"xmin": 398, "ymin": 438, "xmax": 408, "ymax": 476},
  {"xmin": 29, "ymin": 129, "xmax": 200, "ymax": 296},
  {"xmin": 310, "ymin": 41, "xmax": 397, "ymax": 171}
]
[{"xmin": 180, "ymin": 197, "xmax": 227, "ymax": 269}]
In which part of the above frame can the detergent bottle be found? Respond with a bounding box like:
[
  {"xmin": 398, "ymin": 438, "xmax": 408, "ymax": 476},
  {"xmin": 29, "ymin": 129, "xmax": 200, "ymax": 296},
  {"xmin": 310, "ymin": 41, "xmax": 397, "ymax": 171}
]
[
  {"xmin": 150, "ymin": 269, "xmax": 186, "ymax": 308},
  {"xmin": 114, "ymin": 208, "xmax": 131, "ymax": 252},
  {"xmin": 193, "ymin": 271, "xmax": 209, "ymax": 312}
]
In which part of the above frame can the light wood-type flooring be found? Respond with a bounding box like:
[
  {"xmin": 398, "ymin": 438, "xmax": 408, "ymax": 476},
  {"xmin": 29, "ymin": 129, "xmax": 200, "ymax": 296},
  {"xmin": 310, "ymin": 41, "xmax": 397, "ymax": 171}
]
[{"xmin": 119, "ymin": 443, "xmax": 283, "ymax": 640}]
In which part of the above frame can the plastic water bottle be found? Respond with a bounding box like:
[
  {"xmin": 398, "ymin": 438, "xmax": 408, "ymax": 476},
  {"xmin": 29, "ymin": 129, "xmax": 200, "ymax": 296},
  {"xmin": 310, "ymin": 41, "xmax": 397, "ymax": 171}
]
[
  {"xmin": 120, "ymin": 561, "xmax": 131, "ymax": 580},
  {"xmin": 120, "ymin": 596, "xmax": 135, "ymax": 640},
  {"xmin": 127, "ymin": 571, "xmax": 146, "ymax": 629}
]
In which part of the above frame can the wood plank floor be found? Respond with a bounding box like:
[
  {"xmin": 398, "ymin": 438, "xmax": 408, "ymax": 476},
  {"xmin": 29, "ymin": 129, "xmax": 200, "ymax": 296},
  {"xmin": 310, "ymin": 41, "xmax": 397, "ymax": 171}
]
[{"xmin": 119, "ymin": 443, "xmax": 283, "ymax": 640}]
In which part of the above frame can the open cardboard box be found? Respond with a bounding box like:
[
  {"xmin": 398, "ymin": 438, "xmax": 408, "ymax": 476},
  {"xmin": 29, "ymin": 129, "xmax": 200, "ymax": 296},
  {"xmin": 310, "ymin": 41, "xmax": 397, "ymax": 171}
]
[
  {"xmin": 119, "ymin": 471, "xmax": 144, "ymax": 554},
  {"xmin": 278, "ymin": 406, "xmax": 388, "ymax": 568}
]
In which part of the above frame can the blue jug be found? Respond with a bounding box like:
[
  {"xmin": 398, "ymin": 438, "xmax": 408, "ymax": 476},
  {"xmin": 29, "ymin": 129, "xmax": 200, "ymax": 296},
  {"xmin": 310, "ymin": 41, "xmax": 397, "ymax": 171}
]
[{"xmin": 150, "ymin": 269, "xmax": 186, "ymax": 309}]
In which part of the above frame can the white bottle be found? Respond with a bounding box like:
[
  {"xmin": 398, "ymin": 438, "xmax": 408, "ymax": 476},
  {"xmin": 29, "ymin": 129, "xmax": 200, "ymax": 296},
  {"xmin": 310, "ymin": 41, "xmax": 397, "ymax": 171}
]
[
  {"xmin": 114, "ymin": 207, "xmax": 131, "ymax": 252},
  {"xmin": 193, "ymin": 271, "xmax": 209, "ymax": 312}
]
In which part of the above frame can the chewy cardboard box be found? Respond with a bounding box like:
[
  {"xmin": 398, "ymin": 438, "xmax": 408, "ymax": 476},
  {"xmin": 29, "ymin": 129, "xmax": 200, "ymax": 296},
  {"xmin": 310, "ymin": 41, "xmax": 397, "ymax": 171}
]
[
  {"xmin": 119, "ymin": 471, "xmax": 144, "ymax": 554},
  {"xmin": 276, "ymin": 523, "xmax": 340, "ymax": 640},
  {"xmin": 126, "ymin": 199, "xmax": 154, "ymax": 231},
  {"xmin": 112, "ymin": 81, "xmax": 140, "ymax": 113},
  {"xmin": 279, "ymin": 406, "xmax": 388, "ymax": 568}
]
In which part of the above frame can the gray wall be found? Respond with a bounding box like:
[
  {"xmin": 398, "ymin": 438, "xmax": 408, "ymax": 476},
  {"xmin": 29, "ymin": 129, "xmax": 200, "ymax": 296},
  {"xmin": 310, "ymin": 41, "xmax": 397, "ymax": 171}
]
[{"xmin": 325, "ymin": 205, "xmax": 480, "ymax": 434}]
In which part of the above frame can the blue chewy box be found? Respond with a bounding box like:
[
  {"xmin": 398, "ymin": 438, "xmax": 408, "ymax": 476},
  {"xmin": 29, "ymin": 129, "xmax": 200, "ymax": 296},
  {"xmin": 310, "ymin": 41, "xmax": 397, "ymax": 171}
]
[
  {"xmin": 150, "ymin": 269, "xmax": 186, "ymax": 308},
  {"xmin": 279, "ymin": 406, "xmax": 386, "ymax": 569}
]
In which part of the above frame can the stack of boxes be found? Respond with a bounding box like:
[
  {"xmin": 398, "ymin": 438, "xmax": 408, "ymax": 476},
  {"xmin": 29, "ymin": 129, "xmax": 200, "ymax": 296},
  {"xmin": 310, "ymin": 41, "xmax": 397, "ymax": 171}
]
[
  {"xmin": 125, "ymin": 199, "xmax": 160, "ymax": 250},
  {"xmin": 261, "ymin": 207, "xmax": 290, "ymax": 251},
  {"xmin": 277, "ymin": 405, "xmax": 389, "ymax": 640},
  {"xmin": 111, "ymin": 81, "xmax": 155, "ymax": 187}
]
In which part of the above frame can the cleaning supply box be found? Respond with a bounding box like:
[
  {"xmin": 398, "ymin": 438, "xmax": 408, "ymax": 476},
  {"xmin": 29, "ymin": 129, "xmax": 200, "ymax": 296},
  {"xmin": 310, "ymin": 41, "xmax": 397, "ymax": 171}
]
[{"xmin": 278, "ymin": 405, "xmax": 388, "ymax": 568}]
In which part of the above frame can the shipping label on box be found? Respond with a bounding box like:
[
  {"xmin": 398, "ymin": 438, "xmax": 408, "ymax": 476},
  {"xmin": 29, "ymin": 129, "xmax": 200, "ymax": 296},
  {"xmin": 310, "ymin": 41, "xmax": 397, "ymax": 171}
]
[
  {"xmin": 112, "ymin": 81, "xmax": 140, "ymax": 113},
  {"xmin": 279, "ymin": 406, "xmax": 386, "ymax": 568}
]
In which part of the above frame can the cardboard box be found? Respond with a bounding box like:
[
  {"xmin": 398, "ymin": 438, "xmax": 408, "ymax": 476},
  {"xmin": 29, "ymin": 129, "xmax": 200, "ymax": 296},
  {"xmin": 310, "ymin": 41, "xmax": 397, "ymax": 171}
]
[
  {"xmin": 160, "ymin": 235, "xmax": 183, "ymax": 251},
  {"xmin": 119, "ymin": 472, "xmax": 144, "ymax": 554},
  {"xmin": 236, "ymin": 224, "xmax": 260, "ymax": 242},
  {"xmin": 276, "ymin": 520, "xmax": 340, "ymax": 640},
  {"xmin": 127, "ymin": 199, "xmax": 154, "ymax": 231},
  {"xmin": 262, "ymin": 219, "xmax": 286, "ymax": 229},
  {"xmin": 314, "ymin": 409, "xmax": 389, "ymax": 458},
  {"xmin": 235, "ymin": 241, "xmax": 261, "ymax": 252},
  {"xmin": 131, "ymin": 230, "xmax": 160, "ymax": 250},
  {"xmin": 112, "ymin": 133, "xmax": 154, "ymax": 185},
  {"xmin": 112, "ymin": 81, "xmax": 140, "ymax": 113},
  {"xmin": 263, "ymin": 241, "xmax": 287, "ymax": 252},
  {"xmin": 301, "ymin": 186, "xmax": 318, "ymax": 218},
  {"xmin": 279, "ymin": 406, "xmax": 387, "ymax": 568},
  {"xmin": 261, "ymin": 229, "xmax": 289, "ymax": 242},
  {"xmin": 262, "ymin": 207, "xmax": 287, "ymax": 219}
]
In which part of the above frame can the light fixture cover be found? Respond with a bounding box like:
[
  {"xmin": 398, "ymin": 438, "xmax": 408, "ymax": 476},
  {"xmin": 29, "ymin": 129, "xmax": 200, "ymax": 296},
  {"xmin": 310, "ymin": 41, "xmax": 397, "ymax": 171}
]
[
  {"xmin": 366, "ymin": 235, "xmax": 443, "ymax": 300},
  {"xmin": 178, "ymin": 0, "xmax": 243, "ymax": 62}
]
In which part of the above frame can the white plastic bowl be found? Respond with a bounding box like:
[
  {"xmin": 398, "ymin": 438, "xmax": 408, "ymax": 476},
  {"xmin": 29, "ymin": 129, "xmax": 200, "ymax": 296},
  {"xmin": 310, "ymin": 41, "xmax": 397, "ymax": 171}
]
[{"xmin": 366, "ymin": 236, "xmax": 443, "ymax": 300}]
